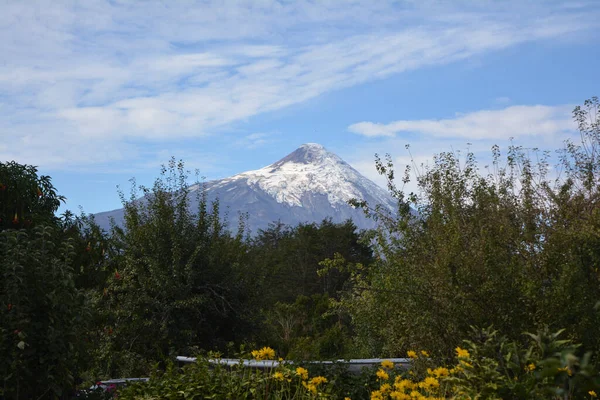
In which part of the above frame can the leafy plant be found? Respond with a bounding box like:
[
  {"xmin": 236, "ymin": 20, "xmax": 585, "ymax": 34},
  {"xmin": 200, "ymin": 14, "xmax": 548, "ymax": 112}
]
[{"xmin": 119, "ymin": 349, "xmax": 333, "ymax": 399}]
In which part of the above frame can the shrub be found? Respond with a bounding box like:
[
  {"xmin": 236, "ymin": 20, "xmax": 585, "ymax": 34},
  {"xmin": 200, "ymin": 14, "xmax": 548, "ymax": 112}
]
[
  {"xmin": 367, "ymin": 327, "xmax": 600, "ymax": 400},
  {"xmin": 119, "ymin": 348, "xmax": 334, "ymax": 399}
]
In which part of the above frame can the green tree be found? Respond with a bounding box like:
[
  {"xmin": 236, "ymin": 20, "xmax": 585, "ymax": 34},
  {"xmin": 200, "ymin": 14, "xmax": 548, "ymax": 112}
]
[
  {"xmin": 90, "ymin": 159, "xmax": 251, "ymax": 377},
  {"xmin": 0, "ymin": 163, "xmax": 85, "ymax": 399},
  {"xmin": 345, "ymin": 97, "xmax": 600, "ymax": 358},
  {"xmin": 0, "ymin": 161, "xmax": 64, "ymax": 230},
  {"xmin": 250, "ymin": 219, "xmax": 373, "ymax": 305},
  {"xmin": 248, "ymin": 219, "xmax": 373, "ymax": 359}
]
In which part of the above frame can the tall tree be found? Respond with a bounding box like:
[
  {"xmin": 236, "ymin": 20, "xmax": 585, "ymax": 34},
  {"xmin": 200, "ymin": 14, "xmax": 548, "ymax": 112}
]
[
  {"xmin": 0, "ymin": 161, "xmax": 64, "ymax": 231},
  {"xmin": 345, "ymin": 97, "xmax": 600, "ymax": 358},
  {"xmin": 91, "ymin": 159, "xmax": 251, "ymax": 377},
  {"xmin": 0, "ymin": 162, "xmax": 85, "ymax": 399}
]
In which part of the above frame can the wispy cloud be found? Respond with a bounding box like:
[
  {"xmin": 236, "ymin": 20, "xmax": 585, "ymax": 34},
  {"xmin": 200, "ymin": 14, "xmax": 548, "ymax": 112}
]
[
  {"xmin": 235, "ymin": 132, "xmax": 278, "ymax": 149},
  {"xmin": 344, "ymin": 101, "xmax": 583, "ymax": 197},
  {"xmin": 348, "ymin": 105, "xmax": 575, "ymax": 140},
  {"xmin": 0, "ymin": 0, "xmax": 598, "ymax": 169}
]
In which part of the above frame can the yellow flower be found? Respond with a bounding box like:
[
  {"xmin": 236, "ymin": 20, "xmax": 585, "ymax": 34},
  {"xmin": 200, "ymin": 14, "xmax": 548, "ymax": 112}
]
[
  {"xmin": 376, "ymin": 368, "xmax": 390, "ymax": 380},
  {"xmin": 418, "ymin": 376, "xmax": 440, "ymax": 390},
  {"xmin": 303, "ymin": 382, "xmax": 317, "ymax": 394},
  {"xmin": 390, "ymin": 391, "xmax": 411, "ymax": 400},
  {"xmin": 251, "ymin": 346, "xmax": 275, "ymax": 360},
  {"xmin": 380, "ymin": 383, "xmax": 392, "ymax": 393},
  {"xmin": 381, "ymin": 359, "xmax": 395, "ymax": 369},
  {"xmin": 431, "ymin": 367, "xmax": 449, "ymax": 377},
  {"xmin": 420, "ymin": 350, "xmax": 429, "ymax": 357},
  {"xmin": 526, "ymin": 363, "xmax": 536, "ymax": 371},
  {"xmin": 407, "ymin": 350, "xmax": 418, "ymax": 359},
  {"xmin": 345, "ymin": 398, "xmax": 352, "ymax": 400},
  {"xmin": 557, "ymin": 366, "xmax": 573, "ymax": 376},
  {"xmin": 295, "ymin": 367, "xmax": 309, "ymax": 380},
  {"xmin": 394, "ymin": 378, "xmax": 413, "ymax": 391},
  {"xmin": 589, "ymin": 391, "xmax": 597, "ymax": 398},
  {"xmin": 409, "ymin": 390, "xmax": 422, "ymax": 398},
  {"xmin": 371, "ymin": 390, "xmax": 384, "ymax": 400},
  {"xmin": 455, "ymin": 347, "xmax": 470, "ymax": 359},
  {"xmin": 451, "ymin": 365, "xmax": 463, "ymax": 373},
  {"xmin": 309, "ymin": 376, "xmax": 327, "ymax": 386},
  {"xmin": 273, "ymin": 371, "xmax": 284, "ymax": 381}
]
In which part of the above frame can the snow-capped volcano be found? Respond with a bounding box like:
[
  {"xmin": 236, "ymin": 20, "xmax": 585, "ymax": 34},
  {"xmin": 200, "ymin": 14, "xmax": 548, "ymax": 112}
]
[
  {"xmin": 209, "ymin": 143, "xmax": 392, "ymax": 209},
  {"xmin": 94, "ymin": 144, "xmax": 395, "ymax": 233}
]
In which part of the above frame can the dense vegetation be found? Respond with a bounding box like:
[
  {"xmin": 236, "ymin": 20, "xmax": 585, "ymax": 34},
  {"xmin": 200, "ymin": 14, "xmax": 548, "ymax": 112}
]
[
  {"xmin": 1, "ymin": 97, "xmax": 599, "ymax": 399},
  {"xmin": 347, "ymin": 97, "xmax": 600, "ymax": 360}
]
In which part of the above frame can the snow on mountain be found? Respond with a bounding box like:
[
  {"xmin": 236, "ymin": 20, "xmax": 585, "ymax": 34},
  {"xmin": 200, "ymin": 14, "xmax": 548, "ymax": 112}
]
[
  {"xmin": 209, "ymin": 143, "xmax": 393, "ymax": 209},
  {"xmin": 94, "ymin": 144, "xmax": 396, "ymax": 233}
]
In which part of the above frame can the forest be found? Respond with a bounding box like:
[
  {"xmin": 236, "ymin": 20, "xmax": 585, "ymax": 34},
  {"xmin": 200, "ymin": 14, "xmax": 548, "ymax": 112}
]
[{"xmin": 2, "ymin": 97, "xmax": 600, "ymax": 399}]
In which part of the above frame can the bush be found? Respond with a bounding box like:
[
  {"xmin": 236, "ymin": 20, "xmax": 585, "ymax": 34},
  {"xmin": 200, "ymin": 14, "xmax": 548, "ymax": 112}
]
[
  {"xmin": 119, "ymin": 348, "xmax": 335, "ymax": 400},
  {"xmin": 366, "ymin": 327, "xmax": 600, "ymax": 400}
]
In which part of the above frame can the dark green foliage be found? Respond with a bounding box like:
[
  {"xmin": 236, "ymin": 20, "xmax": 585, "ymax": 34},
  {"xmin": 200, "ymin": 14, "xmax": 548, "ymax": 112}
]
[
  {"xmin": 250, "ymin": 219, "xmax": 372, "ymax": 304},
  {"xmin": 248, "ymin": 220, "xmax": 372, "ymax": 359},
  {"xmin": 117, "ymin": 357, "xmax": 380, "ymax": 400},
  {"xmin": 263, "ymin": 294, "xmax": 353, "ymax": 360},
  {"xmin": 0, "ymin": 226, "xmax": 84, "ymax": 399},
  {"xmin": 0, "ymin": 161, "xmax": 65, "ymax": 230},
  {"xmin": 0, "ymin": 163, "xmax": 87, "ymax": 399},
  {"xmin": 445, "ymin": 326, "xmax": 600, "ymax": 399},
  {"xmin": 89, "ymin": 158, "xmax": 252, "ymax": 378},
  {"xmin": 117, "ymin": 360, "xmax": 274, "ymax": 400}
]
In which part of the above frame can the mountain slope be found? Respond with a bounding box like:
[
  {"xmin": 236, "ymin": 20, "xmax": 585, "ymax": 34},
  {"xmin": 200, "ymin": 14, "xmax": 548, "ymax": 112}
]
[{"xmin": 93, "ymin": 143, "xmax": 395, "ymax": 233}]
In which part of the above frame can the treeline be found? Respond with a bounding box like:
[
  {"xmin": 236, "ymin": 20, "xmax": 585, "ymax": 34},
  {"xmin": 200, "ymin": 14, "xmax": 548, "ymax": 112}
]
[
  {"xmin": 1, "ymin": 97, "xmax": 600, "ymax": 399},
  {"xmin": 0, "ymin": 159, "xmax": 372, "ymax": 398}
]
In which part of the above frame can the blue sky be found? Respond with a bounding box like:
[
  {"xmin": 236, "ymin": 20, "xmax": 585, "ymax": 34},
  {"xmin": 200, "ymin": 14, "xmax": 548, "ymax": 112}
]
[{"xmin": 1, "ymin": 0, "xmax": 599, "ymax": 214}]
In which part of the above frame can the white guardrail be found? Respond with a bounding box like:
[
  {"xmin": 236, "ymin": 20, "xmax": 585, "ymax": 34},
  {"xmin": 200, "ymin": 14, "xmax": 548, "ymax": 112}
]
[
  {"xmin": 91, "ymin": 357, "xmax": 412, "ymax": 389},
  {"xmin": 176, "ymin": 356, "xmax": 412, "ymax": 374}
]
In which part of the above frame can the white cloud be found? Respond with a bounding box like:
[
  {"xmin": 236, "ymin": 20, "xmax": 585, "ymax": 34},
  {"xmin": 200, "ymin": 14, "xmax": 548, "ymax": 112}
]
[
  {"xmin": 344, "ymin": 102, "xmax": 584, "ymax": 197},
  {"xmin": 494, "ymin": 97, "xmax": 511, "ymax": 104},
  {"xmin": 235, "ymin": 132, "xmax": 278, "ymax": 149},
  {"xmin": 348, "ymin": 105, "xmax": 575, "ymax": 140},
  {"xmin": 0, "ymin": 0, "xmax": 598, "ymax": 169}
]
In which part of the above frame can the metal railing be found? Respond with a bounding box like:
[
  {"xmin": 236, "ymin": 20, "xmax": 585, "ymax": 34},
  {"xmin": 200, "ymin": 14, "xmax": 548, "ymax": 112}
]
[{"xmin": 176, "ymin": 356, "xmax": 411, "ymax": 374}]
